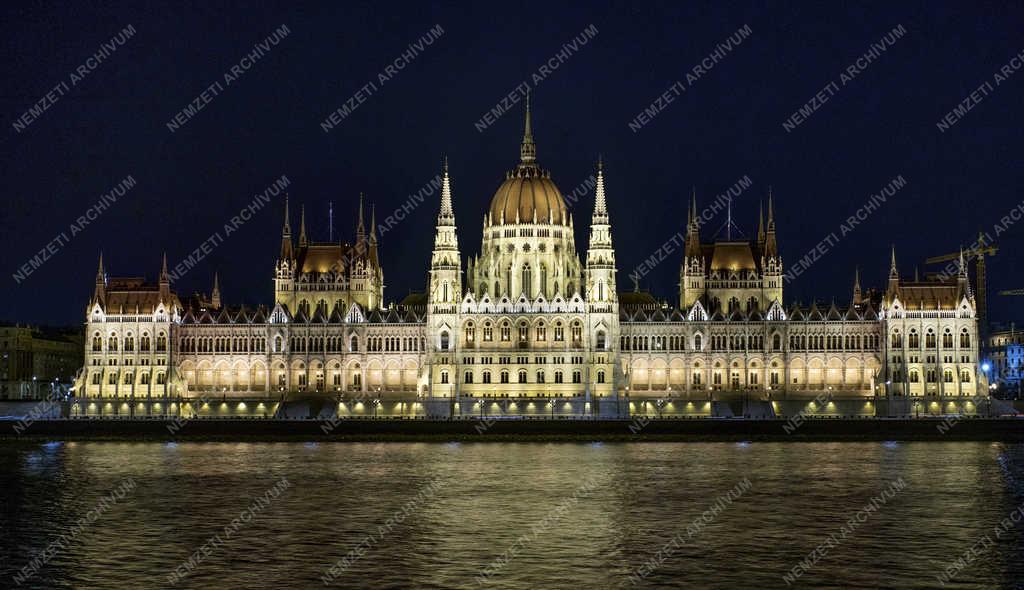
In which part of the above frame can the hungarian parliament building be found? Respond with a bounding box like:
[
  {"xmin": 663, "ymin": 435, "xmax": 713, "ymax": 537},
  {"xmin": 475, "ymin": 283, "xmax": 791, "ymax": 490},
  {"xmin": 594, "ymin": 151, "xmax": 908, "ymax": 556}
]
[{"xmin": 72, "ymin": 103, "xmax": 986, "ymax": 419}]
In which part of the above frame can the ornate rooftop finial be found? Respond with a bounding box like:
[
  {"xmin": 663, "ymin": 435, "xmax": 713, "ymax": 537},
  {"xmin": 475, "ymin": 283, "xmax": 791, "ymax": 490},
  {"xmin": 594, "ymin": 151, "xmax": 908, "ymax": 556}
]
[
  {"xmin": 298, "ymin": 204, "xmax": 308, "ymax": 247},
  {"xmin": 520, "ymin": 91, "xmax": 536, "ymax": 164}
]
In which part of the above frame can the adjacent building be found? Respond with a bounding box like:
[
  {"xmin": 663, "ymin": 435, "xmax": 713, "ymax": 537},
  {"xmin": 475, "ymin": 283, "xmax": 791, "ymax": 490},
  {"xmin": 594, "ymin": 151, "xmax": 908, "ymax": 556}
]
[{"xmin": 0, "ymin": 324, "xmax": 82, "ymax": 399}]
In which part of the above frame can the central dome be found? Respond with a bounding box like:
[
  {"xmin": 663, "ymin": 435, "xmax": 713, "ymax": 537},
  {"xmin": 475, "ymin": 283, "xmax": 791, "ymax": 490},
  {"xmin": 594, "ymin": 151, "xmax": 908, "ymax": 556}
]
[
  {"xmin": 487, "ymin": 93, "xmax": 569, "ymax": 226},
  {"xmin": 489, "ymin": 167, "xmax": 568, "ymax": 225}
]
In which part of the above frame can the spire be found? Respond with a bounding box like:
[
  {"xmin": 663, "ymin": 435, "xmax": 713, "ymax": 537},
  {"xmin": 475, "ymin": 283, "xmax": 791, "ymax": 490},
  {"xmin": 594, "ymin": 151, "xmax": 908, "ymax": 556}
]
[
  {"xmin": 764, "ymin": 188, "xmax": 778, "ymax": 258},
  {"xmin": 280, "ymin": 195, "xmax": 293, "ymax": 260},
  {"xmin": 957, "ymin": 246, "xmax": 971, "ymax": 298},
  {"xmin": 211, "ymin": 272, "xmax": 221, "ymax": 309},
  {"xmin": 853, "ymin": 267, "xmax": 862, "ymax": 304},
  {"xmin": 282, "ymin": 194, "xmax": 292, "ymax": 234},
  {"xmin": 689, "ymin": 188, "xmax": 698, "ymax": 229},
  {"xmin": 370, "ymin": 204, "xmax": 377, "ymax": 244},
  {"xmin": 520, "ymin": 91, "xmax": 536, "ymax": 164},
  {"xmin": 93, "ymin": 252, "xmax": 106, "ymax": 305},
  {"xmin": 439, "ymin": 155, "xmax": 454, "ymax": 220},
  {"xmin": 587, "ymin": 157, "xmax": 613, "ymax": 258},
  {"xmin": 593, "ymin": 156, "xmax": 608, "ymax": 220},
  {"xmin": 889, "ymin": 246, "xmax": 898, "ymax": 278},
  {"xmin": 757, "ymin": 200, "xmax": 766, "ymax": 248},
  {"xmin": 159, "ymin": 252, "xmax": 170, "ymax": 299},
  {"xmin": 298, "ymin": 204, "xmax": 308, "ymax": 247},
  {"xmin": 356, "ymin": 193, "xmax": 367, "ymax": 255},
  {"xmin": 685, "ymin": 189, "xmax": 701, "ymax": 258},
  {"xmin": 357, "ymin": 193, "xmax": 366, "ymax": 235}
]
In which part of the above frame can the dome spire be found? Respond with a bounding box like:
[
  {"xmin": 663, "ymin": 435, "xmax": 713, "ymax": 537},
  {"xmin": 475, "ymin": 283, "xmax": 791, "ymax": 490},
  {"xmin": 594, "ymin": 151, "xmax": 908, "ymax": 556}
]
[{"xmin": 520, "ymin": 91, "xmax": 536, "ymax": 164}]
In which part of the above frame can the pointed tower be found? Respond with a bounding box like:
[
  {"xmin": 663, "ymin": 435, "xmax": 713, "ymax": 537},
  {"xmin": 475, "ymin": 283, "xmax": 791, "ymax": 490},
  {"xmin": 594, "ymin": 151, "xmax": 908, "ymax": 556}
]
[
  {"xmin": 366, "ymin": 203, "xmax": 383, "ymax": 309},
  {"xmin": 298, "ymin": 204, "xmax": 308, "ymax": 248},
  {"xmin": 355, "ymin": 193, "xmax": 367, "ymax": 256},
  {"xmin": 887, "ymin": 246, "xmax": 900, "ymax": 297},
  {"xmin": 275, "ymin": 195, "xmax": 295, "ymax": 307},
  {"xmin": 764, "ymin": 188, "xmax": 779, "ymax": 259},
  {"xmin": 852, "ymin": 267, "xmax": 862, "ymax": 305},
  {"xmin": 280, "ymin": 195, "xmax": 293, "ymax": 261},
  {"xmin": 680, "ymin": 189, "xmax": 705, "ymax": 309},
  {"xmin": 369, "ymin": 204, "xmax": 379, "ymax": 265},
  {"xmin": 211, "ymin": 273, "xmax": 222, "ymax": 309},
  {"xmin": 584, "ymin": 157, "xmax": 620, "ymax": 406},
  {"xmin": 159, "ymin": 252, "xmax": 170, "ymax": 301},
  {"xmin": 957, "ymin": 247, "xmax": 971, "ymax": 299},
  {"xmin": 762, "ymin": 188, "xmax": 783, "ymax": 306},
  {"xmin": 426, "ymin": 156, "xmax": 462, "ymax": 404},
  {"xmin": 756, "ymin": 201, "xmax": 766, "ymax": 252},
  {"xmin": 586, "ymin": 156, "xmax": 615, "ymax": 301},
  {"xmin": 94, "ymin": 252, "xmax": 106, "ymax": 306}
]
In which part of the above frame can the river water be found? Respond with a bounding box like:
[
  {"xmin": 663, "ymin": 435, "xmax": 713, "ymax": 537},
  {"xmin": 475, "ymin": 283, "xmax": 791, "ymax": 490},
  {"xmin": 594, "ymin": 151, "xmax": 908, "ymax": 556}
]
[{"xmin": 2, "ymin": 441, "xmax": 1023, "ymax": 589}]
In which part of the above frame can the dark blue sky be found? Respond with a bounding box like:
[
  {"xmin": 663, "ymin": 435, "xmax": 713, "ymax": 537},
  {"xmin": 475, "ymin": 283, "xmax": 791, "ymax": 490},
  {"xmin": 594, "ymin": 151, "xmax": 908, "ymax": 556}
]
[{"xmin": 2, "ymin": 1, "xmax": 1023, "ymax": 326}]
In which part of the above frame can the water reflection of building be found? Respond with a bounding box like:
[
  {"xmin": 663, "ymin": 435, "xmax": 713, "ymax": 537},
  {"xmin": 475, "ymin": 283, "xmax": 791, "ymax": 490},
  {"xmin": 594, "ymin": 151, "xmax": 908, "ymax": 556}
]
[{"xmin": 70, "ymin": 101, "xmax": 986, "ymax": 419}]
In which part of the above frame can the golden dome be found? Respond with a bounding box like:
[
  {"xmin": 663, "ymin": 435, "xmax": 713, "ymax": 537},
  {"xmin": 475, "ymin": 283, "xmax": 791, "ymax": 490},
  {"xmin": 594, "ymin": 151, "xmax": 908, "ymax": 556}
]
[
  {"xmin": 489, "ymin": 167, "xmax": 568, "ymax": 225},
  {"xmin": 487, "ymin": 93, "xmax": 568, "ymax": 225}
]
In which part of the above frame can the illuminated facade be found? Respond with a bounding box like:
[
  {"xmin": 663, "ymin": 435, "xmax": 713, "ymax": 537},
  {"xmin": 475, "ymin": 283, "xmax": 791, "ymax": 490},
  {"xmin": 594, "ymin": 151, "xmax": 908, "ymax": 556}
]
[{"xmin": 72, "ymin": 102, "xmax": 986, "ymax": 418}]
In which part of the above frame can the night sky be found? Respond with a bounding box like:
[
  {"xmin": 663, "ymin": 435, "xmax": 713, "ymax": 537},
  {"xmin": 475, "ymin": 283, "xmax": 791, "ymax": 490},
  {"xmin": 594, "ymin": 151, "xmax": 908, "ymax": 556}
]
[{"xmin": 2, "ymin": 1, "xmax": 1023, "ymax": 327}]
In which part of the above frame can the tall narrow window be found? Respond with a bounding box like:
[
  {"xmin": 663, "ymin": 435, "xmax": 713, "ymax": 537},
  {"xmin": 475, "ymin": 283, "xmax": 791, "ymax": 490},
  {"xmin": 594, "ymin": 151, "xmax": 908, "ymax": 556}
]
[{"xmin": 522, "ymin": 264, "xmax": 532, "ymax": 298}]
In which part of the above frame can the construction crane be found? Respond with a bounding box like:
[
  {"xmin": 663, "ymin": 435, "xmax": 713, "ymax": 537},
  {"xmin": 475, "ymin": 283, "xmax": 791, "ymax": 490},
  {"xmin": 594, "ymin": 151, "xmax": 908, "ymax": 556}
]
[{"xmin": 924, "ymin": 231, "xmax": 998, "ymax": 345}]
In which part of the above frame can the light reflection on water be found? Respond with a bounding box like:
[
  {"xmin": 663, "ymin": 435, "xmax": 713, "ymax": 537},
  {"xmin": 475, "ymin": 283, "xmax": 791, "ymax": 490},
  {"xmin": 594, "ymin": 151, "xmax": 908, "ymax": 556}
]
[{"xmin": 1, "ymin": 442, "xmax": 1022, "ymax": 589}]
